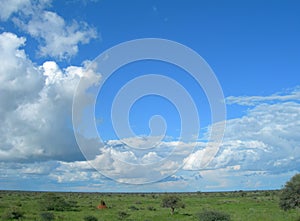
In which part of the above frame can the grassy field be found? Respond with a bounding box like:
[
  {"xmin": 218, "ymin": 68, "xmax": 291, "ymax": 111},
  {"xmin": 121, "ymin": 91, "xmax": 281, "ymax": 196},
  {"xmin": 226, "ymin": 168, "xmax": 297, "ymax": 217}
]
[{"xmin": 0, "ymin": 190, "xmax": 299, "ymax": 221}]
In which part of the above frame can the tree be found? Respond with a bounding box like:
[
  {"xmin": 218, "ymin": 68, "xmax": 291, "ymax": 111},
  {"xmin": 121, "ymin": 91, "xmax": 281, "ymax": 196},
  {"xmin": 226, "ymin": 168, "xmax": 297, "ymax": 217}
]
[
  {"xmin": 161, "ymin": 195, "xmax": 185, "ymax": 215},
  {"xmin": 279, "ymin": 173, "xmax": 300, "ymax": 211}
]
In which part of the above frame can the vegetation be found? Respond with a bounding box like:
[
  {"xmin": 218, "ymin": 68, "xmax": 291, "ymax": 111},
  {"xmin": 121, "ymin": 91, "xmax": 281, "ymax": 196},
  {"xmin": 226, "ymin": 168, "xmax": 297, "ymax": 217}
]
[
  {"xmin": 40, "ymin": 212, "xmax": 55, "ymax": 221},
  {"xmin": 83, "ymin": 215, "xmax": 98, "ymax": 221},
  {"xmin": 40, "ymin": 192, "xmax": 77, "ymax": 211},
  {"xmin": 117, "ymin": 211, "xmax": 130, "ymax": 220},
  {"xmin": 1, "ymin": 206, "xmax": 24, "ymax": 220},
  {"xmin": 161, "ymin": 195, "xmax": 185, "ymax": 215},
  {"xmin": 197, "ymin": 210, "xmax": 231, "ymax": 221},
  {"xmin": 0, "ymin": 190, "xmax": 299, "ymax": 220},
  {"xmin": 279, "ymin": 173, "xmax": 300, "ymax": 211}
]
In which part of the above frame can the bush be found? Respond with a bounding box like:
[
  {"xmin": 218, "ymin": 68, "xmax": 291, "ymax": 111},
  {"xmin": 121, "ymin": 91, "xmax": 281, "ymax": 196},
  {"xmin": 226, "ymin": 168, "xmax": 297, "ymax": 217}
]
[
  {"xmin": 2, "ymin": 207, "xmax": 24, "ymax": 220},
  {"xmin": 40, "ymin": 212, "xmax": 55, "ymax": 221},
  {"xmin": 279, "ymin": 173, "xmax": 300, "ymax": 211},
  {"xmin": 83, "ymin": 215, "xmax": 98, "ymax": 221},
  {"xmin": 128, "ymin": 205, "xmax": 139, "ymax": 210},
  {"xmin": 118, "ymin": 211, "xmax": 130, "ymax": 220},
  {"xmin": 197, "ymin": 210, "xmax": 231, "ymax": 221},
  {"xmin": 147, "ymin": 206, "xmax": 156, "ymax": 211},
  {"xmin": 161, "ymin": 195, "xmax": 185, "ymax": 215},
  {"xmin": 40, "ymin": 193, "xmax": 76, "ymax": 211}
]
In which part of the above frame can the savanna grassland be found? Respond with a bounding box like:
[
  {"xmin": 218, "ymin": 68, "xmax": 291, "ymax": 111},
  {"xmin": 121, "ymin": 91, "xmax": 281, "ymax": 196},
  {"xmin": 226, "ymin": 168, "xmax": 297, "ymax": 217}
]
[{"xmin": 0, "ymin": 190, "xmax": 299, "ymax": 221}]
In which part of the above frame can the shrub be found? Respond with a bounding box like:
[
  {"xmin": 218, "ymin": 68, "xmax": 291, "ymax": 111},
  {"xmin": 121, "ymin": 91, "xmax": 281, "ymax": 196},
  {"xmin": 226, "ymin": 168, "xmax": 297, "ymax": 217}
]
[
  {"xmin": 2, "ymin": 207, "xmax": 24, "ymax": 220},
  {"xmin": 162, "ymin": 195, "xmax": 185, "ymax": 215},
  {"xmin": 147, "ymin": 206, "xmax": 156, "ymax": 211},
  {"xmin": 279, "ymin": 173, "xmax": 300, "ymax": 211},
  {"xmin": 40, "ymin": 212, "xmax": 55, "ymax": 221},
  {"xmin": 40, "ymin": 193, "xmax": 75, "ymax": 211},
  {"xmin": 197, "ymin": 210, "xmax": 231, "ymax": 221},
  {"xmin": 83, "ymin": 215, "xmax": 98, "ymax": 221},
  {"xmin": 128, "ymin": 205, "xmax": 139, "ymax": 210},
  {"xmin": 118, "ymin": 211, "xmax": 130, "ymax": 220}
]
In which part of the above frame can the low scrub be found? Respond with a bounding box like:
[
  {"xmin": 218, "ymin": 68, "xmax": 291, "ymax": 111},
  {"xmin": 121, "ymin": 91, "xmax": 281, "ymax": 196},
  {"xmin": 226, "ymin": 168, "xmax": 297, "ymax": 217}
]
[
  {"xmin": 83, "ymin": 215, "xmax": 98, "ymax": 221},
  {"xmin": 197, "ymin": 210, "xmax": 231, "ymax": 221},
  {"xmin": 40, "ymin": 193, "xmax": 78, "ymax": 211},
  {"xmin": 40, "ymin": 212, "xmax": 55, "ymax": 221},
  {"xmin": 1, "ymin": 207, "xmax": 24, "ymax": 220}
]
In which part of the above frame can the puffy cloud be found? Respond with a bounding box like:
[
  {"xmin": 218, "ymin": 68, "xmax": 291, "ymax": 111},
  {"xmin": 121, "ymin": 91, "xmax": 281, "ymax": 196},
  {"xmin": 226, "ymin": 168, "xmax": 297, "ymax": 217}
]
[
  {"xmin": 0, "ymin": 161, "xmax": 59, "ymax": 181},
  {"xmin": 141, "ymin": 151, "xmax": 162, "ymax": 164},
  {"xmin": 0, "ymin": 32, "xmax": 44, "ymax": 111},
  {"xmin": 4, "ymin": 0, "xmax": 97, "ymax": 59},
  {"xmin": 184, "ymin": 91, "xmax": 300, "ymax": 175},
  {"xmin": 183, "ymin": 148, "xmax": 206, "ymax": 170},
  {"xmin": 20, "ymin": 11, "xmax": 97, "ymax": 59},
  {"xmin": 46, "ymin": 158, "xmax": 111, "ymax": 184},
  {"xmin": 57, "ymin": 138, "xmax": 205, "ymax": 184},
  {"xmin": 0, "ymin": 0, "xmax": 31, "ymax": 20},
  {"xmin": 0, "ymin": 32, "xmax": 100, "ymax": 162}
]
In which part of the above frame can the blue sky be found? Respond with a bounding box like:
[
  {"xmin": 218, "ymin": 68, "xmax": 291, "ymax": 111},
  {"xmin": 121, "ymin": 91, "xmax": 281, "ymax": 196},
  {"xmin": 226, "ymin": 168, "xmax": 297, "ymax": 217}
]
[{"xmin": 0, "ymin": 0, "xmax": 299, "ymax": 192}]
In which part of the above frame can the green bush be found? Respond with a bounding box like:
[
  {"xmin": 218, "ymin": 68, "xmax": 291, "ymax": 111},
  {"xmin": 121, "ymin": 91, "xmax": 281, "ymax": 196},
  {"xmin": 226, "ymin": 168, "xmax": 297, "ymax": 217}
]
[
  {"xmin": 40, "ymin": 212, "xmax": 55, "ymax": 221},
  {"xmin": 83, "ymin": 215, "xmax": 98, "ymax": 221},
  {"xmin": 161, "ymin": 195, "xmax": 185, "ymax": 215},
  {"xmin": 147, "ymin": 206, "xmax": 156, "ymax": 211},
  {"xmin": 279, "ymin": 173, "xmax": 300, "ymax": 211},
  {"xmin": 40, "ymin": 193, "xmax": 76, "ymax": 211},
  {"xmin": 1, "ymin": 207, "xmax": 24, "ymax": 220},
  {"xmin": 118, "ymin": 211, "xmax": 130, "ymax": 220},
  {"xmin": 128, "ymin": 205, "xmax": 139, "ymax": 210},
  {"xmin": 197, "ymin": 210, "xmax": 231, "ymax": 221}
]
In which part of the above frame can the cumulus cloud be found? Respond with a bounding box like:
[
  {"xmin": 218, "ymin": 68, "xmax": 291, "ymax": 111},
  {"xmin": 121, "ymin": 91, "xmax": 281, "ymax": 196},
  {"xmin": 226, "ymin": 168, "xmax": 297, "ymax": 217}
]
[
  {"xmin": 0, "ymin": 0, "xmax": 31, "ymax": 20},
  {"xmin": 0, "ymin": 32, "xmax": 193, "ymax": 184},
  {"xmin": 3, "ymin": 0, "xmax": 97, "ymax": 59},
  {"xmin": 52, "ymin": 90, "xmax": 300, "ymax": 186},
  {"xmin": 1, "ymin": 0, "xmax": 299, "ymax": 190},
  {"xmin": 86, "ymin": 146, "xmax": 179, "ymax": 184},
  {"xmin": 0, "ymin": 32, "xmax": 100, "ymax": 162},
  {"xmin": 19, "ymin": 11, "xmax": 97, "ymax": 59},
  {"xmin": 48, "ymin": 138, "xmax": 205, "ymax": 184},
  {"xmin": 184, "ymin": 89, "xmax": 300, "ymax": 176}
]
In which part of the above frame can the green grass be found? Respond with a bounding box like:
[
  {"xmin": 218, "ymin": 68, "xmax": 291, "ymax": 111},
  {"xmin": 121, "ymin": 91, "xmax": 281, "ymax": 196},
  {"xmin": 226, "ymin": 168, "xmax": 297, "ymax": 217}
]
[{"xmin": 0, "ymin": 190, "xmax": 299, "ymax": 221}]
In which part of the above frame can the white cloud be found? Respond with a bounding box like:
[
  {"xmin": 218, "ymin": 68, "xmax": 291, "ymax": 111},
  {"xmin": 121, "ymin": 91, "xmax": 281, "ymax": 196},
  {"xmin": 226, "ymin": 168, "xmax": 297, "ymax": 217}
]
[
  {"xmin": 226, "ymin": 87, "xmax": 300, "ymax": 106},
  {"xmin": 4, "ymin": 0, "xmax": 97, "ymax": 59},
  {"xmin": 0, "ymin": 32, "xmax": 101, "ymax": 162},
  {"xmin": 183, "ymin": 148, "xmax": 206, "ymax": 170},
  {"xmin": 63, "ymin": 138, "xmax": 205, "ymax": 184},
  {"xmin": 22, "ymin": 11, "xmax": 97, "ymax": 59},
  {"xmin": 184, "ymin": 89, "xmax": 300, "ymax": 175},
  {"xmin": 0, "ymin": 0, "xmax": 31, "ymax": 20},
  {"xmin": 141, "ymin": 151, "xmax": 162, "ymax": 164}
]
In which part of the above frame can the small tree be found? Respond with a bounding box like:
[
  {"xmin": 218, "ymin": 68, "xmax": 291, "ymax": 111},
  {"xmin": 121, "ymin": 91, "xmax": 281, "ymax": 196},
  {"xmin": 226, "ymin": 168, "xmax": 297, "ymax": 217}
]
[
  {"xmin": 279, "ymin": 173, "xmax": 300, "ymax": 211},
  {"xmin": 162, "ymin": 195, "xmax": 185, "ymax": 215}
]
